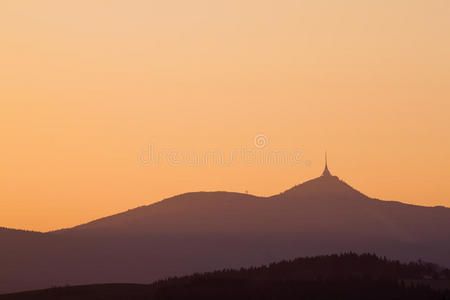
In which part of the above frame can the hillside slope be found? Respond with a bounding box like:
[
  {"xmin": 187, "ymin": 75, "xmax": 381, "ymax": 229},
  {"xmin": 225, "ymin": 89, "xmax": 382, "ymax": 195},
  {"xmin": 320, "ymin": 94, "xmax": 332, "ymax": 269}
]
[
  {"xmin": 1, "ymin": 175, "xmax": 450, "ymax": 293},
  {"xmin": 1, "ymin": 253, "xmax": 449, "ymax": 300}
]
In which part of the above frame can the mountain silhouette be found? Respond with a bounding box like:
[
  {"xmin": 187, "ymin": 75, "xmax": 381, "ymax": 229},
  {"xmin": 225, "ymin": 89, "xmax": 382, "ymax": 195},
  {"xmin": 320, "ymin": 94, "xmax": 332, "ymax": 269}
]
[
  {"xmin": 1, "ymin": 162, "xmax": 450, "ymax": 293},
  {"xmin": 2, "ymin": 253, "xmax": 450, "ymax": 300}
]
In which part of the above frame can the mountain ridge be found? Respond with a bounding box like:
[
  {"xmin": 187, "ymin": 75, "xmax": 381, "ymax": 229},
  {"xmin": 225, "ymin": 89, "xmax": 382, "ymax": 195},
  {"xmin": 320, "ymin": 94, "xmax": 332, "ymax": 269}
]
[
  {"xmin": 2, "ymin": 253, "xmax": 450, "ymax": 299},
  {"xmin": 3, "ymin": 175, "xmax": 447, "ymax": 234},
  {"xmin": 2, "ymin": 172, "xmax": 450, "ymax": 293},
  {"xmin": 49, "ymin": 175, "xmax": 448, "ymax": 234}
]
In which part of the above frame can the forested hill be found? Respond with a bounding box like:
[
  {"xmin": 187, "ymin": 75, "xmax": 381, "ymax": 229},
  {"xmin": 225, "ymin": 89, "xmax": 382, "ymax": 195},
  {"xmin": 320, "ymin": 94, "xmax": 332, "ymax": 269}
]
[
  {"xmin": 2, "ymin": 253, "xmax": 450, "ymax": 300},
  {"xmin": 3, "ymin": 176, "xmax": 450, "ymax": 293}
]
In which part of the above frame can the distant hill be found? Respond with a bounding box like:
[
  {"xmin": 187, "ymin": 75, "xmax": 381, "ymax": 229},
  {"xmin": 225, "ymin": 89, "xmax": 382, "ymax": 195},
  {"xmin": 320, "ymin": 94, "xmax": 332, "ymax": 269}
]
[
  {"xmin": 2, "ymin": 172, "xmax": 450, "ymax": 293},
  {"xmin": 1, "ymin": 253, "xmax": 449, "ymax": 300},
  {"xmin": 60, "ymin": 175, "xmax": 450, "ymax": 241}
]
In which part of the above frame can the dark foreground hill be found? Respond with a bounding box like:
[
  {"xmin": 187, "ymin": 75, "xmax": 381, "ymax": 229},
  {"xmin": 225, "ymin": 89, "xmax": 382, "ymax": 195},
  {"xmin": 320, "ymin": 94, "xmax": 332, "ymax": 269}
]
[
  {"xmin": 1, "ymin": 253, "xmax": 450, "ymax": 300},
  {"xmin": 2, "ymin": 171, "xmax": 450, "ymax": 293}
]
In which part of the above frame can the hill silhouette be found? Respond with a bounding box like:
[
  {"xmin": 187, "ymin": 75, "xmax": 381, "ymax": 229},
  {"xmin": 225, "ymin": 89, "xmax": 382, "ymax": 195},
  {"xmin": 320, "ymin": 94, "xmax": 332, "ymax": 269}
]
[
  {"xmin": 54, "ymin": 175, "xmax": 450, "ymax": 241},
  {"xmin": 1, "ymin": 165, "xmax": 450, "ymax": 293},
  {"xmin": 1, "ymin": 253, "xmax": 449, "ymax": 300}
]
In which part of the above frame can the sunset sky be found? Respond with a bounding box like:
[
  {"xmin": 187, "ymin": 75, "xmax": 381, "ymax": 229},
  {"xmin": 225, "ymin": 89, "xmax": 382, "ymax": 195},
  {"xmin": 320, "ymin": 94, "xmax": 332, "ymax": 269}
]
[{"xmin": 1, "ymin": 0, "xmax": 449, "ymax": 232}]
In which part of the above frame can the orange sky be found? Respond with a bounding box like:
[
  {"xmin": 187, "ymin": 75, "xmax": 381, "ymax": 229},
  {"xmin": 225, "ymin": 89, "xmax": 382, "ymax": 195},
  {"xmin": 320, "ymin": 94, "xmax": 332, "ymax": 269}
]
[{"xmin": 1, "ymin": 0, "xmax": 449, "ymax": 232}]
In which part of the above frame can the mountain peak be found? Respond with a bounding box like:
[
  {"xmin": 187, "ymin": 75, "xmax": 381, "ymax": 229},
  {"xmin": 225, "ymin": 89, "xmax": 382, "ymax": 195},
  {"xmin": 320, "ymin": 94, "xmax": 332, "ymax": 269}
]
[
  {"xmin": 273, "ymin": 152, "xmax": 370, "ymax": 202},
  {"xmin": 274, "ymin": 174, "xmax": 369, "ymax": 203}
]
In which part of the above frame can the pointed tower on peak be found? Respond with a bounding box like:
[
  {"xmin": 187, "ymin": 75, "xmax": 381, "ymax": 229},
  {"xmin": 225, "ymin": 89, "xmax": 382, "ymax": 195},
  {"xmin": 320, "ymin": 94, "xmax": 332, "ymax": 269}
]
[{"xmin": 322, "ymin": 151, "xmax": 332, "ymax": 177}]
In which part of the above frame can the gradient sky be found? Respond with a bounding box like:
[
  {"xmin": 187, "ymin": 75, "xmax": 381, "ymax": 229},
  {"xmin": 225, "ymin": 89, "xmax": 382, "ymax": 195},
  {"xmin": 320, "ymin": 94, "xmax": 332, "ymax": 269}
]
[{"xmin": 1, "ymin": 0, "xmax": 449, "ymax": 232}]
